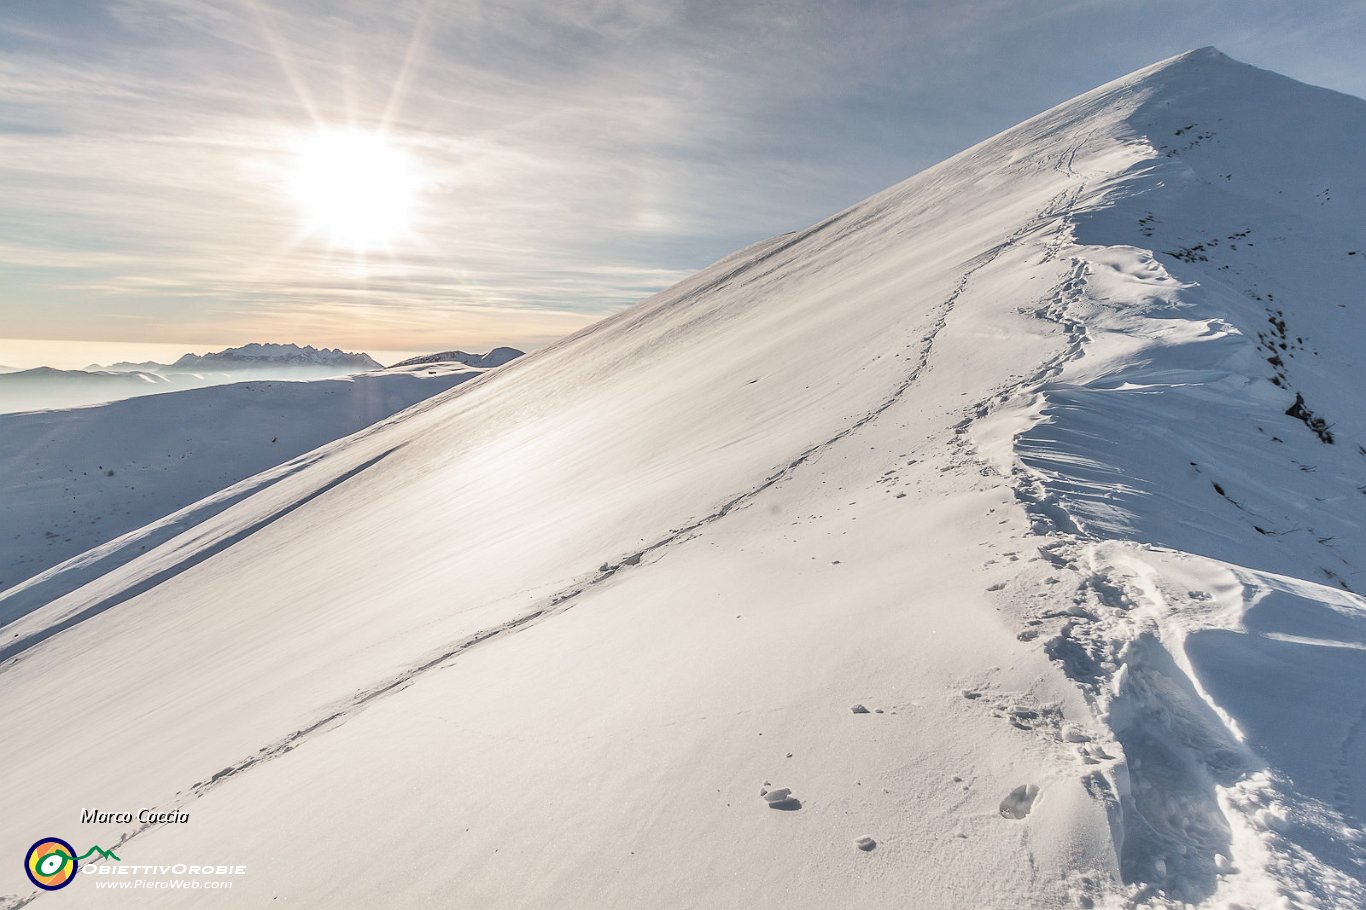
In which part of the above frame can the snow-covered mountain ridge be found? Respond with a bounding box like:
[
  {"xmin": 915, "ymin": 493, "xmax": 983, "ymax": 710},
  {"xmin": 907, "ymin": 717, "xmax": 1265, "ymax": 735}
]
[
  {"xmin": 166, "ymin": 342, "xmax": 380, "ymax": 371},
  {"xmin": 0, "ymin": 48, "xmax": 1361, "ymax": 909},
  {"xmin": 389, "ymin": 346, "xmax": 524, "ymax": 369},
  {"xmin": 1, "ymin": 344, "xmax": 385, "ymax": 413},
  {"xmin": 0, "ymin": 366, "xmax": 175, "ymax": 413}
]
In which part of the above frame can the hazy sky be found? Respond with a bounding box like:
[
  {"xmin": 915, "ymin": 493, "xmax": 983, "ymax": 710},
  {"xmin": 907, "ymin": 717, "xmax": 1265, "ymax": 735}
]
[{"xmin": 2, "ymin": 1, "xmax": 1364, "ymax": 365}]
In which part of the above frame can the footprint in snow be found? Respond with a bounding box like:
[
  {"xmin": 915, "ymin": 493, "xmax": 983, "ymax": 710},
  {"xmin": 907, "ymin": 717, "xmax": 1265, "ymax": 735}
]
[
  {"xmin": 1059, "ymin": 723, "xmax": 1090, "ymax": 743},
  {"xmin": 1000, "ymin": 784, "xmax": 1040, "ymax": 819}
]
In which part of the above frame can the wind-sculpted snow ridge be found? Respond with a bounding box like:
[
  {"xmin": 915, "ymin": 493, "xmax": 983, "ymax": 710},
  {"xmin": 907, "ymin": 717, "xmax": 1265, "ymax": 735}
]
[
  {"xmin": 0, "ymin": 48, "xmax": 1362, "ymax": 909},
  {"xmin": 967, "ymin": 48, "xmax": 1366, "ymax": 907}
]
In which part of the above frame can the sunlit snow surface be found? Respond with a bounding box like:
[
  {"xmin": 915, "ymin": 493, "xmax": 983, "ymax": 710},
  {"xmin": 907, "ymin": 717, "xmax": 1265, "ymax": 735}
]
[
  {"xmin": 2, "ymin": 49, "xmax": 1363, "ymax": 908},
  {"xmin": 0, "ymin": 364, "xmax": 487, "ymax": 617}
]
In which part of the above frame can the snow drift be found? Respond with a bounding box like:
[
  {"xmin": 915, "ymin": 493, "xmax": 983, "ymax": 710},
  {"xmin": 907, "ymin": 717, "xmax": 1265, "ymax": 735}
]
[{"xmin": 1, "ymin": 48, "xmax": 1362, "ymax": 909}]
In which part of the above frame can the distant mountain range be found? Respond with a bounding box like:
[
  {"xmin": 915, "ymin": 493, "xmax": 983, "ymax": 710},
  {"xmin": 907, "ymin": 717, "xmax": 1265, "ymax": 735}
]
[
  {"xmin": 81, "ymin": 360, "xmax": 169, "ymax": 372},
  {"xmin": 0, "ymin": 366, "xmax": 177, "ymax": 412},
  {"xmin": 1, "ymin": 343, "xmax": 520, "ymax": 413},
  {"xmin": 82, "ymin": 343, "xmax": 382, "ymax": 374},
  {"xmin": 165, "ymin": 343, "xmax": 382, "ymax": 372}
]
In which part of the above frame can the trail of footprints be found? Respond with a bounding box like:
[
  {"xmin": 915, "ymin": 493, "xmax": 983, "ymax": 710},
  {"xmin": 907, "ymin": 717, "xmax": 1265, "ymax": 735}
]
[
  {"xmin": 961, "ymin": 684, "xmax": 1114, "ymax": 770},
  {"xmin": 755, "ymin": 693, "xmax": 1078, "ymax": 855},
  {"xmin": 745, "ymin": 196, "xmax": 1124, "ymax": 863}
]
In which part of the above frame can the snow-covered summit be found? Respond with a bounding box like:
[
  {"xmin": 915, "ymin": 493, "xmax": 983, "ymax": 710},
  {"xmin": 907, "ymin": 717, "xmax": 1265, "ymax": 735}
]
[
  {"xmin": 388, "ymin": 346, "xmax": 524, "ymax": 369},
  {"xmin": 0, "ymin": 49, "xmax": 1362, "ymax": 909}
]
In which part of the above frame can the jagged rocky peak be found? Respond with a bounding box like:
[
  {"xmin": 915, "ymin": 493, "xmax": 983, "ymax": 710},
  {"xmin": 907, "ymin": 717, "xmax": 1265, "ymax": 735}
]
[{"xmin": 169, "ymin": 342, "xmax": 382, "ymax": 371}]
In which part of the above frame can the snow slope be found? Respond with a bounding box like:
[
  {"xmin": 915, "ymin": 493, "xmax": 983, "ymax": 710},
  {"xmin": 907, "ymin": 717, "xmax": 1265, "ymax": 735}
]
[
  {"xmin": 1, "ymin": 49, "xmax": 1362, "ymax": 909},
  {"xmin": 0, "ymin": 364, "xmax": 488, "ymax": 610}
]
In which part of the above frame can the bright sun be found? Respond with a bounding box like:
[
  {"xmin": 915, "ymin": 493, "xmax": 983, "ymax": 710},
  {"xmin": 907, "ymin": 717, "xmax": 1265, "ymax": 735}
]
[{"xmin": 288, "ymin": 128, "xmax": 424, "ymax": 252}]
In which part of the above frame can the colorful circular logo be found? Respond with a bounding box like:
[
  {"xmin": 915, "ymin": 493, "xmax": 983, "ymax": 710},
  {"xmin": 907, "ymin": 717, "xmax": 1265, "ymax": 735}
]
[{"xmin": 24, "ymin": 837, "xmax": 78, "ymax": 891}]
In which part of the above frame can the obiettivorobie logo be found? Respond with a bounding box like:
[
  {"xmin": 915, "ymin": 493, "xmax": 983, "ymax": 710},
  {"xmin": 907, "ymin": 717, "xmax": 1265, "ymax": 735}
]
[
  {"xmin": 23, "ymin": 835, "xmax": 246, "ymax": 894},
  {"xmin": 23, "ymin": 837, "xmax": 120, "ymax": 891}
]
